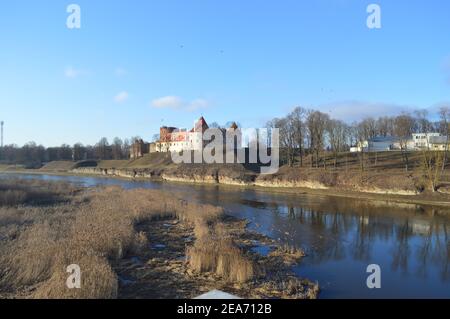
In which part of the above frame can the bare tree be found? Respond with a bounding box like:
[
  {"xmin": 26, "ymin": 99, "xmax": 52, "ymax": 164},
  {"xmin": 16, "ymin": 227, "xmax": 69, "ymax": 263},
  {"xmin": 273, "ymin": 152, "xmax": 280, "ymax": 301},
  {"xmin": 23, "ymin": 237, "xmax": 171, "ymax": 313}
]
[
  {"xmin": 307, "ymin": 111, "xmax": 330, "ymax": 168},
  {"xmin": 355, "ymin": 121, "xmax": 368, "ymax": 171},
  {"xmin": 112, "ymin": 137, "xmax": 123, "ymax": 160},
  {"xmin": 439, "ymin": 106, "xmax": 450, "ymax": 171},
  {"xmin": 394, "ymin": 114, "xmax": 416, "ymax": 171},
  {"xmin": 421, "ymin": 150, "xmax": 443, "ymax": 192},
  {"xmin": 57, "ymin": 144, "xmax": 73, "ymax": 161},
  {"xmin": 348, "ymin": 122, "xmax": 359, "ymax": 148},
  {"xmin": 414, "ymin": 109, "xmax": 432, "ymax": 134},
  {"xmin": 289, "ymin": 107, "xmax": 306, "ymax": 166},
  {"xmin": 73, "ymin": 143, "xmax": 86, "ymax": 161},
  {"xmin": 151, "ymin": 134, "xmax": 160, "ymax": 142},
  {"xmin": 122, "ymin": 138, "xmax": 131, "ymax": 159},
  {"xmin": 359, "ymin": 117, "xmax": 378, "ymax": 140},
  {"xmin": 327, "ymin": 119, "xmax": 348, "ymax": 168},
  {"xmin": 376, "ymin": 116, "xmax": 394, "ymax": 137},
  {"xmin": 270, "ymin": 117, "xmax": 296, "ymax": 166},
  {"xmin": 95, "ymin": 137, "xmax": 111, "ymax": 160}
]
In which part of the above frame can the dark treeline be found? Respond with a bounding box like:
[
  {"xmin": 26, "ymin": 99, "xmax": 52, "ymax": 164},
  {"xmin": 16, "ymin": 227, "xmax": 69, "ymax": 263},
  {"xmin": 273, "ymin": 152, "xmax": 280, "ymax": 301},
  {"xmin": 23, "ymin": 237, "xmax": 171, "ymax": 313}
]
[
  {"xmin": 0, "ymin": 137, "xmax": 138, "ymax": 168},
  {"xmin": 2, "ymin": 107, "xmax": 450, "ymax": 171},
  {"xmin": 266, "ymin": 106, "xmax": 450, "ymax": 168}
]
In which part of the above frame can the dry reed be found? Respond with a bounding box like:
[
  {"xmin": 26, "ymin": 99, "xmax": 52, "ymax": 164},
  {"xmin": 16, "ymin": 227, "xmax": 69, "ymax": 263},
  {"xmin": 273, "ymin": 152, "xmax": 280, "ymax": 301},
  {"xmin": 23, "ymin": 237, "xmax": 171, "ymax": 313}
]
[
  {"xmin": 0, "ymin": 179, "xmax": 250, "ymax": 298},
  {"xmin": 186, "ymin": 222, "xmax": 254, "ymax": 283}
]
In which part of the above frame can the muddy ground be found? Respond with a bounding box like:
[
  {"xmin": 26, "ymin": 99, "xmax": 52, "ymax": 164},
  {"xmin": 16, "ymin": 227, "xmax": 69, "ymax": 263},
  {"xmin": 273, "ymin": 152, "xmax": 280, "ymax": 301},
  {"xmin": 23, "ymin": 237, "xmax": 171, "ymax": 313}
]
[{"xmin": 115, "ymin": 215, "xmax": 318, "ymax": 299}]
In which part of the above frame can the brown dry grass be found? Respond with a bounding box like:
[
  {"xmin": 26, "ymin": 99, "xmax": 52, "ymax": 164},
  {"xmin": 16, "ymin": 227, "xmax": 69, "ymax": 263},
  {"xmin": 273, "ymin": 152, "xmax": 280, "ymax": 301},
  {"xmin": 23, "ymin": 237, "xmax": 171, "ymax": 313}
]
[
  {"xmin": 260, "ymin": 277, "xmax": 319, "ymax": 299},
  {"xmin": 0, "ymin": 178, "xmax": 76, "ymax": 206},
  {"xmin": 186, "ymin": 222, "xmax": 254, "ymax": 283},
  {"xmin": 40, "ymin": 161, "xmax": 77, "ymax": 172},
  {"xmin": 0, "ymin": 178, "xmax": 254, "ymax": 298}
]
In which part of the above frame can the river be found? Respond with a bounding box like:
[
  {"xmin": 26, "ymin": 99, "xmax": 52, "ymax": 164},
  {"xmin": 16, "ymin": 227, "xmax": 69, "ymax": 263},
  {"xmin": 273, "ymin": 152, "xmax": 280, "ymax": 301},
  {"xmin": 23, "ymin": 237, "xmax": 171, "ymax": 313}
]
[{"xmin": 2, "ymin": 173, "xmax": 449, "ymax": 298}]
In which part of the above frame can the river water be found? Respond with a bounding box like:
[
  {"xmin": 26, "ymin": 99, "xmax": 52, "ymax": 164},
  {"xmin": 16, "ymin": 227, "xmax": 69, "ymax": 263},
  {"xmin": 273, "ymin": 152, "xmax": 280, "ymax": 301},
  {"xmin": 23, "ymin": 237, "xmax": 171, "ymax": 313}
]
[{"xmin": 2, "ymin": 173, "xmax": 449, "ymax": 298}]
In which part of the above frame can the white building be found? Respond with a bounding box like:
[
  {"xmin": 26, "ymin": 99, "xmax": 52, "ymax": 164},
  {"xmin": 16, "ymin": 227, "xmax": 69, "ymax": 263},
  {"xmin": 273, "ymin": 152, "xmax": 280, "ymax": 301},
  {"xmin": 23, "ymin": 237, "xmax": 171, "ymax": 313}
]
[
  {"xmin": 353, "ymin": 136, "xmax": 398, "ymax": 152},
  {"xmin": 410, "ymin": 133, "xmax": 441, "ymax": 150},
  {"xmin": 351, "ymin": 133, "xmax": 445, "ymax": 153},
  {"xmin": 154, "ymin": 117, "xmax": 242, "ymax": 153},
  {"xmin": 429, "ymin": 136, "xmax": 450, "ymax": 151}
]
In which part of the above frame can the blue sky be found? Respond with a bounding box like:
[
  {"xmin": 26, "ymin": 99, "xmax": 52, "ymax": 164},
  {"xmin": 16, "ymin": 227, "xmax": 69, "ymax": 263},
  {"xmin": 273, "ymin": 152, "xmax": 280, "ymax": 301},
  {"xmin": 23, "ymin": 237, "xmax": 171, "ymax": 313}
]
[{"xmin": 1, "ymin": 0, "xmax": 449, "ymax": 146}]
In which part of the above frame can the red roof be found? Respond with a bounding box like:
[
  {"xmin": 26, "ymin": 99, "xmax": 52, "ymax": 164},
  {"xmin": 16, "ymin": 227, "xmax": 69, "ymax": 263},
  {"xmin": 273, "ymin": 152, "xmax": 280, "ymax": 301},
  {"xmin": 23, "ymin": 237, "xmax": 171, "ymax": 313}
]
[{"xmin": 194, "ymin": 116, "xmax": 209, "ymax": 132}]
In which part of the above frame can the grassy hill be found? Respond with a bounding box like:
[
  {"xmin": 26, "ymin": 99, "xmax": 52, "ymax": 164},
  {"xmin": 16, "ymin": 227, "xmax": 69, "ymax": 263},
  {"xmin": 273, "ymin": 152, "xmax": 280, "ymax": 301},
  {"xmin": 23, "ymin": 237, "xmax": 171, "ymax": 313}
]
[
  {"xmin": 96, "ymin": 153, "xmax": 174, "ymax": 169},
  {"xmin": 40, "ymin": 161, "xmax": 78, "ymax": 172},
  {"xmin": 5, "ymin": 150, "xmax": 450, "ymax": 204},
  {"xmin": 34, "ymin": 153, "xmax": 174, "ymax": 173},
  {"xmin": 10, "ymin": 150, "xmax": 448, "ymax": 195}
]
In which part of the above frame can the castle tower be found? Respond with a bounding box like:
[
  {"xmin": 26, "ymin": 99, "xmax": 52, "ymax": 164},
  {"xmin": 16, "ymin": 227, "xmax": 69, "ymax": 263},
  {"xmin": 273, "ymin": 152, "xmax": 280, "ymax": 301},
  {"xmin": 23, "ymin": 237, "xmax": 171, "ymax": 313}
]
[{"xmin": 194, "ymin": 116, "xmax": 209, "ymax": 133}]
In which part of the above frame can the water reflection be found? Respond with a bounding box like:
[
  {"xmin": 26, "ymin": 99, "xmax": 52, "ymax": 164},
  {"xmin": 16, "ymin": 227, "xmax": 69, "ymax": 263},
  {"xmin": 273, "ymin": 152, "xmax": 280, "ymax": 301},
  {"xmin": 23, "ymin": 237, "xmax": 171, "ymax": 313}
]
[
  {"xmin": 241, "ymin": 198, "xmax": 450, "ymax": 298},
  {"xmin": 269, "ymin": 202, "xmax": 450, "ymax": 278},
  {"xmin": 1, "ymin": 173, "xmax": 449, "ymax": 298}
]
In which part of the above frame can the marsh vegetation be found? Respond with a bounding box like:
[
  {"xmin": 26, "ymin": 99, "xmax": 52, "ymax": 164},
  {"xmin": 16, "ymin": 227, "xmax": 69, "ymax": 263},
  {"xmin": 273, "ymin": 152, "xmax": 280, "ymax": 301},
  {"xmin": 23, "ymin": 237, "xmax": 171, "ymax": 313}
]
[{"xmin": 0, "ymin": 178, "xmax": 318, "ymax": 299}]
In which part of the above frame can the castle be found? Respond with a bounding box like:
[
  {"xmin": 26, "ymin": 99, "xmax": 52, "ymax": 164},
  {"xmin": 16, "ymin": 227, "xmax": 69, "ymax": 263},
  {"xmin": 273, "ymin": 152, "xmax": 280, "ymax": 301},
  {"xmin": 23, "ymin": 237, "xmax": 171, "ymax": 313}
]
[{"xmin": 130, "ymin": 117, "xmax": 241, "ymax": 159}]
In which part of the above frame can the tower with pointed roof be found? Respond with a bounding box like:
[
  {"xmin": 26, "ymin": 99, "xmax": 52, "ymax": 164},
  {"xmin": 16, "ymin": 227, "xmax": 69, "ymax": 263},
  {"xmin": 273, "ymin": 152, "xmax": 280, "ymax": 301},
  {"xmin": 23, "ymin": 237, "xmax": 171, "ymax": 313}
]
[{"xmin": 194, "ymin": 116, "xmax": 209, "ymax": 133}]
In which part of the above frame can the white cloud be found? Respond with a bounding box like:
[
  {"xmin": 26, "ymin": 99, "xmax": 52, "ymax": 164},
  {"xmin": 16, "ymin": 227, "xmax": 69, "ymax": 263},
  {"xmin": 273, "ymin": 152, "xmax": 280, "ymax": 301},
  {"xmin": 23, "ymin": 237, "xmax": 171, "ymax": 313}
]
[
  {"xmin": 151, "ymin": 96, "xmax": 183, "ymax": 109},
  {"xmin": 114, "ymin": 91, "xmax": 129, "ymax": 103},
  {"xmin": 64, "ymin": 66, "xmax": 88, "ymax": 78},
  {"xmin": 317, "ymin": 100, "xmax": 414, "ymax": 122},
  {"xmin": 151, "ymin": 96, "xmax": 209, "ymax": 112},
  {"xmin": 428, "ymin": 101, "xmax": 450, "ymax": 116}
]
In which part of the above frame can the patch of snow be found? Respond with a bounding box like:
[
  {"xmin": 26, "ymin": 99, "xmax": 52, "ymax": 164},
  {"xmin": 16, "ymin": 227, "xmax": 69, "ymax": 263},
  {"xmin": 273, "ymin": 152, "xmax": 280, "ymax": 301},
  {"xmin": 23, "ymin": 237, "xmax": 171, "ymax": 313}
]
[{"xmin": 195, "ymin": 289, "xmax": 241, "ymax": 299}]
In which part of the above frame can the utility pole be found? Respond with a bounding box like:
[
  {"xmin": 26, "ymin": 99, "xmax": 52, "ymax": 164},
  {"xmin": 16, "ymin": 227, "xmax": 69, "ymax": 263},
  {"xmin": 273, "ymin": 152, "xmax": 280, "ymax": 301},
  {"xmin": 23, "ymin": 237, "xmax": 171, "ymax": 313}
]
[{"xmin": 0, "ymin": 121, "xmax": 3, "ymax": 148}]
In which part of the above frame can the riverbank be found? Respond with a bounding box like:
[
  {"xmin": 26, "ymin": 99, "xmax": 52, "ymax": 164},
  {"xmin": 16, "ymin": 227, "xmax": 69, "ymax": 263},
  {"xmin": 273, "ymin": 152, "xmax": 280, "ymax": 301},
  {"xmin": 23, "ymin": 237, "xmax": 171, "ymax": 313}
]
[
  {"xmin": 3, "ymin": 172, "xmax": 449, "ymax": 298},
  {"xmin": 3, "ymin": 163, "xmax": 450, "ymax": 209},
  {"xmin": 0, "ymin": 178, "xmax": 319, "ymax": 299}
]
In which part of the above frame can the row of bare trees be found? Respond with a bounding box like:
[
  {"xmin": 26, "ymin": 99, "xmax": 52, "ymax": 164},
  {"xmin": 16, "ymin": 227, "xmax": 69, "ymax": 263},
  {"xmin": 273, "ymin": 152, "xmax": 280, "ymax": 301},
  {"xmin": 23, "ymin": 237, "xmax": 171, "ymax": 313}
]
[
  {"xmin": 266, "ymin": 106, "xmax": 450, "ymax": 171},
  {"xmin": 0, "ymin": 137, "xmax": 136, "ymax": 167},
  {"xmin": 267, "ymin": 107, "xmax": 347, "ymax": 168}
]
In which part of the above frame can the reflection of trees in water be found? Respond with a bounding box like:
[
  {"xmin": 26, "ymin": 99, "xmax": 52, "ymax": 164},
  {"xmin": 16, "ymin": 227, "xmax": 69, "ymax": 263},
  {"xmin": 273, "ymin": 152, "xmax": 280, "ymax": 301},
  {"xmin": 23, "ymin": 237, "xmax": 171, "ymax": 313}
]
[
  {"xmin": 391, "ymin": 219, "xmax": 412, "ymax": 274},
  {"xmin": 279, "ymin": 201, "xmax": 449, "ymax": 279},
  {"xmin": 442, "ymin": 224, "xmax": 449, "ymax": 281},
  {"xmin": 215, "ymin": 190, "xmax": 449, "ymax": 280},
  {"xmin": 415, "ymin": 223, "xmax": 450, "ymax": 281},
  {"xmin": 431, "ymin": 223, "xmax": 449, "ymax": 281},
  {"xmin": 416, "ymin": 224, "xmax": 432, "ymax": 279},
  {"xmin": 280, "ymin": 206, "xmax": 348, "ymax": 262},
  {"xmin": 350, "ymin": 216, "xmax": 373, "ymax": 262}
]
